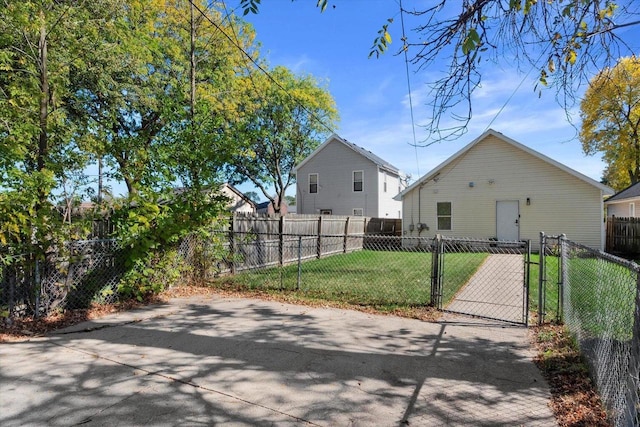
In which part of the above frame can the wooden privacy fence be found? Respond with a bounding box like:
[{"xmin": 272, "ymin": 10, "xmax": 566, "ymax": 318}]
[
  {"xmin": 231, "ymin": 213, "xmax": 401, "ymax": 237},
  {"xmin": 606, "ymin": 216, "xmax": 640, "ymax": 254},
  {"xmin": 220, "ymin": 214, "xmax": 402, "ymax": 273}
]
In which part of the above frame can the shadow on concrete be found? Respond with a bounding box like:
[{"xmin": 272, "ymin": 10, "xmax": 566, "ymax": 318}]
[{"xmin": 0, "ymin": 298, "xmax": 555, "ymax": 426}]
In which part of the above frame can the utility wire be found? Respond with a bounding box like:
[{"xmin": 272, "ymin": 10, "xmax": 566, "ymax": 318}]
[
  {"xmin": 483, "ymin": 43, "xmax": 552, "ymax": 132},
  {"xmin": 189, "ymin": 0, "xmax": 336, "ymax": 135},
  {"xmin": 399, "ymin": 0, "xmax": 420, "ymax": 177}
]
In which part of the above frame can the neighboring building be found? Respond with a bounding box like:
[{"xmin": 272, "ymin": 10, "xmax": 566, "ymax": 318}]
[
  {"xmin": 256, "ymin": 197, "xmax": 289, "ymax": 215},
  {"xmin": 294, "ymin": 134, "xmax": 405, "ymax": 218},
  {"xmin": 395, "ymin": 129, "xmax": 614, "ymax": 250},
  {"xmin": 604, "ymin": 182, "xmax": 640, "ymax": 218},
  {"xmin": 220, "ymin": 183, "xmax": 256, "ymax": 213}
]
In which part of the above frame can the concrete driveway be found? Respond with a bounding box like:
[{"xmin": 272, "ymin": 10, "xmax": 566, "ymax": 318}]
[{"xmin": 0, "ymin": 296, "xmax": 556, "ymax": 426}]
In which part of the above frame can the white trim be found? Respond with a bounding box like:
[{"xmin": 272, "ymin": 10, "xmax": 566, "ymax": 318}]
[
  {"xmin": 631, "ymin": 202, "xmax": 636, "ymax": 217},
  {"xmin": 436, "ymin": 201, "xmax": 452, "ymax": 231},
  {"xmin": 395, "ymin": 129, "xmax": 614, "ymax": 200},
  {"xmin": 294, "ymin": 134, "xmax": 400, "ymax": 175},
  {"xmin": 353, "ymin": 170, "xmax": 364, "ymax": 192},
  {"xmin": 309, "ymin": 173, "xmax": 318, "ymax": 194}
]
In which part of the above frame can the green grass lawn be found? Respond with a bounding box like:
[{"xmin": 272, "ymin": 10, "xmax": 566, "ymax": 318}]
[
  {"xmin": 563, "ymin": 256, "xmax": 636, "ymax": 341},
  {"xmin": 209, "ymin": 249, "xmax": 487, "ymax": 311},
  {"xmin": 208, "ymin": 249, "xmax": 635, "ymax": 333},
  {"xmin": 529, "ymin": 254, "xmax": 636, "ymax": 340}
]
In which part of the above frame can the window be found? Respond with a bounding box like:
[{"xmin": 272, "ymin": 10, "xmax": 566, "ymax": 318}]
[
  {"xmin": 437, "ymin": 202, "xmax": 452, "ymax": 230},
  {"xmin": 320, "ymin": 209, "xmax": 332, "ymax": 215},
  {"xmin": 353, "ymin": 170, "xmax": 363, "ymax": 192},
  {"xmin": 309, "ymin": 173, "xmax": 318, "ymax": 193},
  {"xmin": 383, "ymin": 173, "xmax": 387, "ymax": 192},
  {"xmin": 631, "ymin": 203, "xmax": 636, "ymax": 217},
  {"xmin": 353, "ymin": 208, "xmax": 363, "ymax": 216}
]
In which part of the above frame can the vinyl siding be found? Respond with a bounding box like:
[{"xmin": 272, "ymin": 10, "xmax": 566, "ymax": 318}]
[
  {"xmin": 402, "ymin": 135, "xmax": 606, "ymax": 249},
  {"xmin": 297, "ymin": 140, "xmax": 381, "ymax": 216},
  {"xmin": 606, "ymin": 198, "xmax": 640, "ymax": 217},
  {"xmin": 377, "ymin": 170, "xmax": 404, "ymax": 218}
]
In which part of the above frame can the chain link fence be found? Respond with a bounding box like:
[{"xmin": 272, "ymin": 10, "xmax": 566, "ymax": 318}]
[
  {"xmin": 542, "ymin": 233, "xmax": 640, "ymax": 427},
  {"xmin": 4, "ymin": 228, "xmax": 639, "ymax": 426},
  {"xmin": 179, "ymin": 232, "xmax": 436, "ymax": 307},
  {"xmin": 1, "ymin": 240, "xmax": 124, "ymax": 319}
]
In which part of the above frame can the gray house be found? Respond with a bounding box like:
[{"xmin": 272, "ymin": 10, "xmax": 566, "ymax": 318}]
[{"xmin": 294, "ymin": 134, "xmax": 405, "ymax": 217}]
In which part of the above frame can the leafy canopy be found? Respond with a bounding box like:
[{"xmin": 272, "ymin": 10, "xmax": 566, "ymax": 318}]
[{"xmin": 580, "ymin": 56, "xmax": 640, "ymax": 191}]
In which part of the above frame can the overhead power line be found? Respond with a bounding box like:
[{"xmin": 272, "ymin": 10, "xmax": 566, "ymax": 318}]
[{"xmin": 399, "ymin": 0, "xmax": 420, "ymax": 177}]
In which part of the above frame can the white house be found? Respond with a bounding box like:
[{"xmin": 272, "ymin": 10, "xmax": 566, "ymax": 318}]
[
  {"xmin": 604, "ymin": 182, "xmax": 640, "ymax": 218},
  {"xmin": 395, "ymin": 129, "xmax": 614, "ymax": 249},
  {"xmin": 294, "ymin": 134, "xmax": 405, "ymax": 218}
]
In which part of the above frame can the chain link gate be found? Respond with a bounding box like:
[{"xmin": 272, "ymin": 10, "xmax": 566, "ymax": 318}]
[{"xmin": 431, "ymin": 235, "xmax": 531, "ymax": 326}]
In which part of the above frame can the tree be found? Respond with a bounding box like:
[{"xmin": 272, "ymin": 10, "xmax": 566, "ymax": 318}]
[
  {"xmin": 227, "ymin": 66, "xmax": 338, "ymax": 213},
  {"xmin": 68, "ymin": 0, "xmax": 256, "ymax": 198},
  {"xmin": 243, "ymin": 1, "xmax": 640, "ymax": 141},
  {"xmin": 580, "ymin": 56, "xmax": 640, "ymax": 191},
  {"xmin": 0, "ymin": 0, "xmax": 122, "ymax": 249}
]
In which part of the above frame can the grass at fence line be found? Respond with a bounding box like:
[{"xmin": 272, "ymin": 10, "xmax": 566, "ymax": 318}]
[
  {"xmin": 564, "ymin": 256, "xmax": 636, "ymax": 341},
  {"xmin": 529, "ymin": 254, "xmax": 561, "ymax": 322},
  {"xmin": 209, "ymin": 250, "xmax": 488, "ymax": 311}
]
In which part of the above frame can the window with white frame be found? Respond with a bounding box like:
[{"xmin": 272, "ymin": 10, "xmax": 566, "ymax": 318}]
[
  {"xmin": 631, "ymin": 202, "xmax": 636, "ymax": 217},
  {"xmin": 353, "ymin": 170, "xmax": 363, "ymax": 192},
  {"xmin": 437, "ymin": 202, "xmax": 452, "ymax": 230},
  {"xmin": 309, "ymin": 173, "xmax": 318, "ymax": 193},
  {"xmin": 353, "ymin": 208, "xmax": 363, "ymax": 216}
]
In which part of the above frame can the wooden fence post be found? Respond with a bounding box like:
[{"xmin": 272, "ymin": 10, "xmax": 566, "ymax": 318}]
[{"xmin": 343, "ymin": 217, "xmax": 350, "ymax": 253}]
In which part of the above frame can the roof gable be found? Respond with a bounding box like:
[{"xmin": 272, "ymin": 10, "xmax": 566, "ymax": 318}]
[
  {"xmin": 397, "ymin": 129, "xmax": 613, "ymax": 199},
  {"xmin": 294, "ymin": 134, "xmax": 400, "ymax": 175},
  {"xmin": 605, "ymin": 181, "xmax": 640, "ymax": 203}
]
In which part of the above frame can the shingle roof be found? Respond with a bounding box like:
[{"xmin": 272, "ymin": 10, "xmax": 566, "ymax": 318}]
[
  {"xmin": 605, "ymin": 181, "xmax": 640, "ymax": 203},
  {"xmin": 294, "ymin": 134, "xmax": 401, "ymax": 175}
]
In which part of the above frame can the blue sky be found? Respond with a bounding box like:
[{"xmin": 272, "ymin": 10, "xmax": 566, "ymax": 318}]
[
  {"xmin": 229, "ymin": 0, "xmax": 640, "ymax": 199},
  {"xmin": 99, "ymin": 1, "xmax": 639, "ymax": 199}
]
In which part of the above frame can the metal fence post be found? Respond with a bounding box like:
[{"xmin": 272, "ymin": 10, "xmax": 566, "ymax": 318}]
[
  {"xmin": 539, "ymin": 232, "xmax": 546, "ymax": 325},
  {"xmin": 524, "ymin": 239, "xmax": 531, "ymax": 327},
  {"xmin": 626, "ymin": 269, "xmax": 640, "ymax": 427},
  {"xmin": 297, "ymin": 236, "xmax": 302, "ymax": 291},
  {"xmin": 229, "ymin": 229, "xmax": 236, "ymax": 275},
  {"xmin": 430, "ymin": 234, "xmax": 442, "ymax": 309},
  {"xmin": 34, "ymin": 258, "xmax": 41, "ymax": 319},
  {"xmin": 558, "ymin": 233, "xmax": 567, "ymax": 323}
]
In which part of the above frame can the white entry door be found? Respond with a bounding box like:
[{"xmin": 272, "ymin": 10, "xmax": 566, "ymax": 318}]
[{"xmin": 496, "ymin": 200, "xmax": 519, "ymax": 241}]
